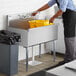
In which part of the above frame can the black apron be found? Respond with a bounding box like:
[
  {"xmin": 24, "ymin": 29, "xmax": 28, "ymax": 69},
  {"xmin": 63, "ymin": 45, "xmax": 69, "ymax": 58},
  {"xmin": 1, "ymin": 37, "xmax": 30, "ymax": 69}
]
[{"xmin": 56, "ymin": 0, "xmax": 76, "ymax": 37}]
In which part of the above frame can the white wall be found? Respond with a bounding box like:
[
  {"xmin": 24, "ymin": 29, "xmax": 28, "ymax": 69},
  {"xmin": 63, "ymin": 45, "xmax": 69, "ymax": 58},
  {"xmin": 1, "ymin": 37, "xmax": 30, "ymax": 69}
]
[
  {"xmin": 0, "ymin": 0, "xmax": 55, "ymax": 29},
  {"xmin": 1, "ymin": 0, "xmax": 75, "ymax": 60},
  {"xmin": 0, "ymin": 0, "xmax": 56, "ymax": 60}
]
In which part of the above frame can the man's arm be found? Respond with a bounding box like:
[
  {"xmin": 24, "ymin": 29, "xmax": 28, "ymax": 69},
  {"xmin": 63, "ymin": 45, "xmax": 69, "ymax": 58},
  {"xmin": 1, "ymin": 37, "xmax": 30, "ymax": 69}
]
[
  {"xmin": 32, "ymin": 0, "xmax": 56, "ymax": 16},
  {"xmin": 32, "ymin": 4, "xmax": 50, "ymax": 16},
  {"xmin": 49, "ymin": 10, "xmax": 63, "ymax": 23},
  {"xmin": 49, "ymin": 0, "xmax": 69, "ymax": 23},
  {"xmin": 37, "ymin": 4, "xmax": 50, "ymax": 12}
]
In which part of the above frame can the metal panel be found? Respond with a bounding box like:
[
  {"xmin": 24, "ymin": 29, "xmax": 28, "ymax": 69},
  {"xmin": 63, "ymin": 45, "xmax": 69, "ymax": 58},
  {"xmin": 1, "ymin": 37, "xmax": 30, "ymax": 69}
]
[
  {"xmin": 0, "ymin": 44, "xmax": 18, "ymax": 75},
  {"xmin": 28, "ymin": 25, "xmax": 58, "ymax": 46},
  {"xmin": 10, "ymin": 44, "xmax": 19, "ymax": 74},
  {"xmin": 7, "ymin": 25, "xmax": 58, "ymax": 47},
  {"xmin": 0, "ymin": 44, "xmax": 10, "ymax": 75}
]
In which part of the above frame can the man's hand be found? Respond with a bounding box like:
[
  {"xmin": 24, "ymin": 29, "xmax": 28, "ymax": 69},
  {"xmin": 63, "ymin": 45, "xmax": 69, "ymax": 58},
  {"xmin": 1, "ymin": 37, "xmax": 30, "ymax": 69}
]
[
  {"xmin": 49, "ymin": 17, "xmax": 55, "ymax": 23},
  {"xmin": 49, "ymin": 10, "xmax": 63, "ymax": 23},
  {"xmin": 31, "ymin": 11, "xmax": 38, "ymax": 16}
]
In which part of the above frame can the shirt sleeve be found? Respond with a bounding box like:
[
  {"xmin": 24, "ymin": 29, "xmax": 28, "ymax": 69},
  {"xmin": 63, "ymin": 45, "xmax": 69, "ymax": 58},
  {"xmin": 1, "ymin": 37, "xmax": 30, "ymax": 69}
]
[
  {"xmin": 59, "ymin": 0, "xmax": 69, "ymax": 12},
  {"xmin": 48, "ymin": 0, "xmax": 56, "ymax": 7}
]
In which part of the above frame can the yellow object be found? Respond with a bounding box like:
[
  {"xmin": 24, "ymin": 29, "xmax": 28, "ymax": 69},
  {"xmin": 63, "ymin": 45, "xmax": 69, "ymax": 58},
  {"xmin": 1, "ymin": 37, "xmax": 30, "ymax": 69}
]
[
  {"xmin": 28, "ymin": 20, "xmax": 54, "ymax": 28},
  {"xmin": 49, "ymin": 23, "xmax": 54, "ymax": 25},
  {"xmin": 36, "ymin": 20, "xmax": 49, "ymax": 27},
  {"xmin": 28, "ymin": 20, "xmax": 36, "ymax": 28}
]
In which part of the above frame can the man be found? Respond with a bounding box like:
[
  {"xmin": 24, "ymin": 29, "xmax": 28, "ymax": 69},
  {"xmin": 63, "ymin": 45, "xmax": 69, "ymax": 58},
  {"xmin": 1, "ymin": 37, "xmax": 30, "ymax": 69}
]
[{"xmin": 32, "ymin": 0, "xmax": 76, "ymax": 65}]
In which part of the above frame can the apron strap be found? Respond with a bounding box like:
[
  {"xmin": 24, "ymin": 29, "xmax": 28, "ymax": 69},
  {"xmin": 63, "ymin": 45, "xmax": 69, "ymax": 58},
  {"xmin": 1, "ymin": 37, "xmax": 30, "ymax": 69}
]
[{"xmin": 55, "ymin": 0, "xmax": 59, "ymax": 7}]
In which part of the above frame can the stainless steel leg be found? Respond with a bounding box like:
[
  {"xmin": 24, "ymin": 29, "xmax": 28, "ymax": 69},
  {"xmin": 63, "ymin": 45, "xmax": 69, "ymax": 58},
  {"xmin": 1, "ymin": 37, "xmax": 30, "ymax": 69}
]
[
  {"xmin": 28, "ymin": 45, "xmax": 42, "ymax": 66},
  {"xmin": 53, "ymin": 41, "xmax": 56, "ymax": 62},
  {"xmin": 39, "ymin": 44, "xmax": 41, "ymax": 58},
  {"xmin": 32, "ymin": 46, "xmax": 35, "ymax": 61},
  {"xmin": 26, "ymin": 47, "xmax": 28, "ymax": 72}
]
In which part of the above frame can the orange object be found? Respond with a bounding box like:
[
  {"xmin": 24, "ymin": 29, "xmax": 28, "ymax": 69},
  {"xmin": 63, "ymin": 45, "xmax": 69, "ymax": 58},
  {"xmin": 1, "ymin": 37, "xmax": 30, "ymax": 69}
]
[
  {"xmin": 28, "ymin": 20, "xmax": 54, "ymax": 28},
  {"xmin": 28, "ymin": 20, "xmax": 36, "ymax": 28},
  {"xmin": 35, "ymin": 20, "xmax": 49, "ymax": 27}
]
